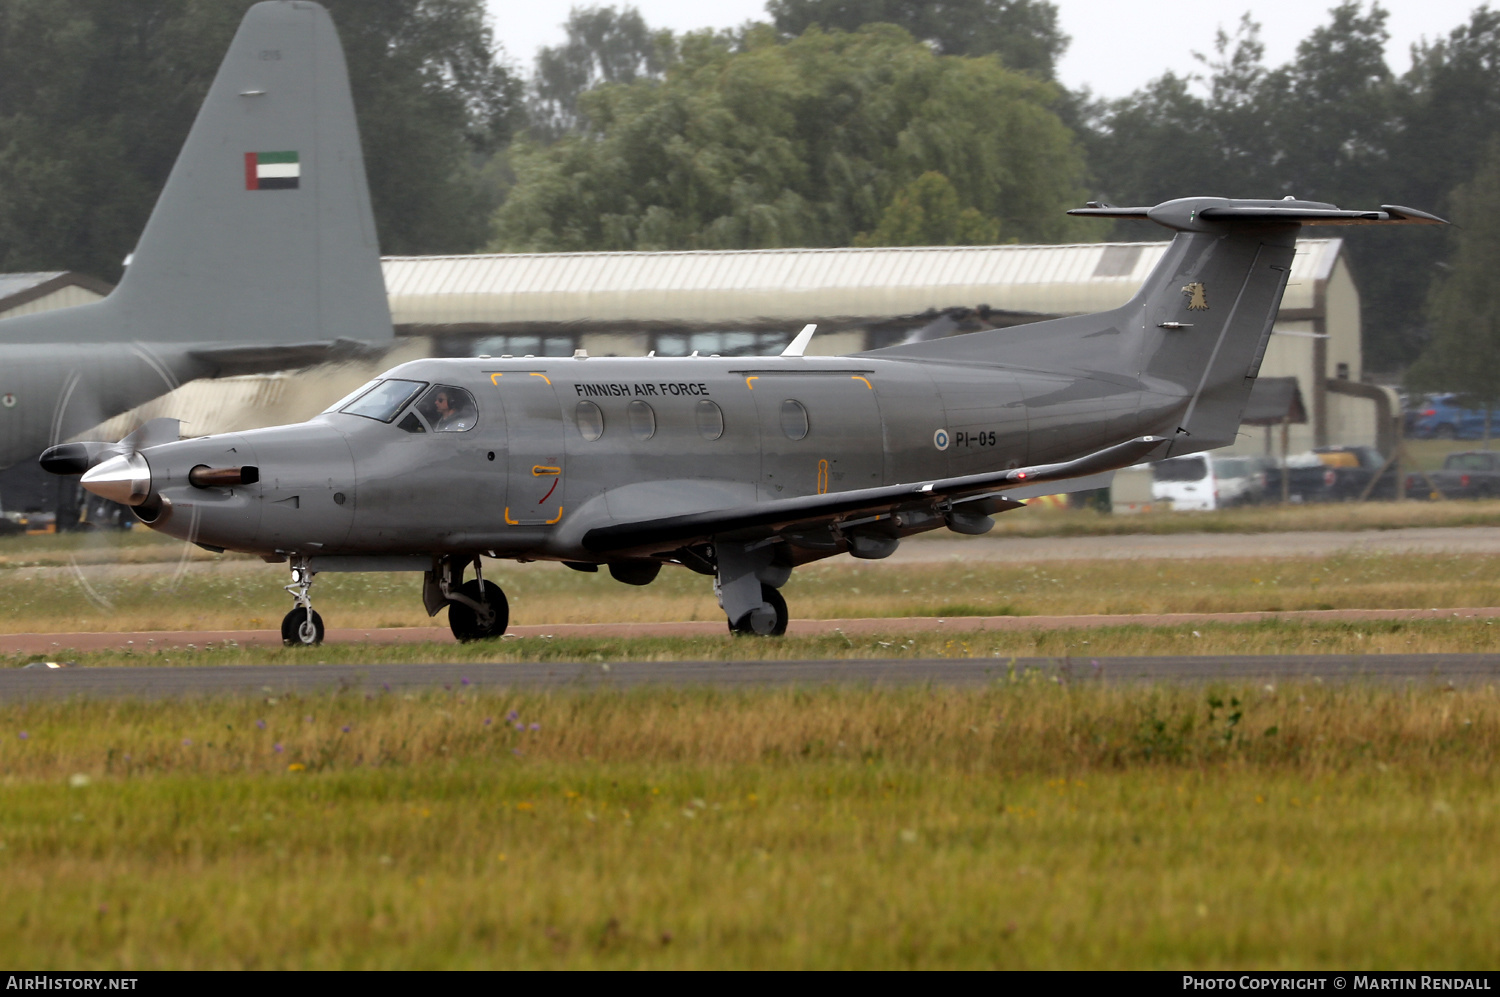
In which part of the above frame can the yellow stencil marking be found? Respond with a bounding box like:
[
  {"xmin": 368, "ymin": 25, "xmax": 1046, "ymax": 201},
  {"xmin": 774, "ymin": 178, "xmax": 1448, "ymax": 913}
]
[
  {"xmin": 505, "ymin": 505, "xmax": 564, "ymax": 525},
  {"xmin": 546, "ymin": 507, "xmax": 564, "ymax": 525},
  {"xmin": 490, "ymin": 373, "xmax": 504, "ymax": 385},
  {"xmin": 745, "ymin": 376, "xmax": 758, "ymax": 390},
  {"xmin": 851, "ymin": 376, "xmax": 873, "ymax": 390},
  {"xmin": 504, "ymin": 507, "xmax": 518, "ymax": 525},
  {"xmin": 817, "ymin": 459, "xmax": 829, "ymax": 495},
  {"xmin": 529, "ymin": 372, "xmax": 552, "ymax": 385},
  {"xmin": 532, "ymin": 465, "xmax": 561, "ymax": 477}
]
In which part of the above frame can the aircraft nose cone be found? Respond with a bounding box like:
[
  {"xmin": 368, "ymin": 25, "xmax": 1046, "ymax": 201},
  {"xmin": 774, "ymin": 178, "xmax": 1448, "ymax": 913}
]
[{"xmin": 80, "ymin": 452, "xmax": 152, "ymax": 506}]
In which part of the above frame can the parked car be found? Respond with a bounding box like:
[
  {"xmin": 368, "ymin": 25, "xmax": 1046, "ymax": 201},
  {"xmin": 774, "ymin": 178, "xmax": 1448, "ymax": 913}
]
[
  {"xmin": 1406, "ymin": 450, "xmax": 1500, "ymax": 499},
  {"xmin": 1151, "ymin": 454, "xmax": 1268, "ymax": 510},
  {"xmin": 1409, "ymin": 393, "xmax": 1500, "ymax": 441},
  {"xmin": 1263, "ymin": 445, "xmax": 1398, "ymax": 502}
]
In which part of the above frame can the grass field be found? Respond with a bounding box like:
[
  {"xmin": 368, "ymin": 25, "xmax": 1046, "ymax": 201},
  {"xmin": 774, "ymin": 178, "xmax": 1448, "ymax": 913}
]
[
  {"xmin": 11, "ymin": 616, "xmax": 1500, "ymax": 668},
  {"xmin": 1, "ymin": 682, "xmax": 1496, "ymax": 969},
  {"xmin": 6, "ymin": 547, "xmax": 1500, "ymax": 636}
]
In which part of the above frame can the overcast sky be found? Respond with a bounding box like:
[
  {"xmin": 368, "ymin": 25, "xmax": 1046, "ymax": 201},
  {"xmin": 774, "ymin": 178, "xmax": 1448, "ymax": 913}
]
[{"xmin": 486, "ymin": 0, "xmax": 1488, "ymax": 98}]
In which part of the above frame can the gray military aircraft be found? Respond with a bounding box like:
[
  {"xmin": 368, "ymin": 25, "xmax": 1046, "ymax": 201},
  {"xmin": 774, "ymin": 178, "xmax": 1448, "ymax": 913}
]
[
  {"xmin": 45, "ymin": 195, "xmax": 1442, "ymax": 644},
  {"xmin": 0, "ymin": 1, "xmax": 390, "ymax": 471}
]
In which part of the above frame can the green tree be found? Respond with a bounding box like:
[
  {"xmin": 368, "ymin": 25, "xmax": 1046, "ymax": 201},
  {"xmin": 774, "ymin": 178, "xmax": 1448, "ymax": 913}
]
[
  {"xmin": 854, "ymin": 171, "xmax": 1001, "ymax": 245},
  {"xmin": 529, "ymin": 6, "xmax": 676, "ymax": 140},
  {"xmin": 491, "ymin": 24, "xmax": 1090, "ymax": 252},
  {"xmin": 1408, "ymin": 140, "xmax": 1500, "ymax": 446},
  {"xmin": 0, "ymin": 0, "xmax": 521, "ymax": 280},
  {"xmin": 766, "ymin": 0, "xmax": 1066, "ymax": 78}
]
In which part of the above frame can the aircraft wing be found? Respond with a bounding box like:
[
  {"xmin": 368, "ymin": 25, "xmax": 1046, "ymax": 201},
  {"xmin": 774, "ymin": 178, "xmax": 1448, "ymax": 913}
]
[{"xmin": 581, "ymin": 435, "xmax": 1164, "ymax": 554}]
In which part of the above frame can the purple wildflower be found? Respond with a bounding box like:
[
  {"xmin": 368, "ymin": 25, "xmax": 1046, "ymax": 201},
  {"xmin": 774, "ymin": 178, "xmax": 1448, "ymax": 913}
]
[
  {"xmin": 274, "ymin": 743, "xmax": 284, "ymax": 753},
  {"xmin": 484, "ymin": 717, "xmax": 493, "ymax": 726},
  {"xmin": 511, "ymin": 748, "xmax": 523, "ymax": 756},
  {"xmin": 514, "ymin": 723, "xmax": 525, "ymax": 731},
  {"xmin": 182, "ymin": 738, "xmax": 192, "ymax": 747},
  {"xmin": 18, "ymin": 732, "xmax": 28, "ymax": 740},
  {"xmin": 382, "ymin": 683, "xmax": 391, "ymax": 692},
  {"xmin": 461, "ymin": 677, "xmax": 470, "ymax": 686},
  {"xmin": 341, "ymin": 725, "xmax": 351, "ymax": 733},
  {"xmin": 506, "ymin": 710, "xmax": 519, "ymax": 722},
  {"xmin": 529, "ymin": 723, "xmax": 540, "ymax": 732},
  {"xmin": 256, "ymin": 719, "xmax": 267, "ymax": 730}
]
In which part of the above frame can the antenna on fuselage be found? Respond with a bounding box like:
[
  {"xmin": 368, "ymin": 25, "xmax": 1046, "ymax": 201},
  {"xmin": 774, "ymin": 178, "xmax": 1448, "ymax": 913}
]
[{"xmin": 781, "ymin": 324, "xmax": 817, "ymax": 357}]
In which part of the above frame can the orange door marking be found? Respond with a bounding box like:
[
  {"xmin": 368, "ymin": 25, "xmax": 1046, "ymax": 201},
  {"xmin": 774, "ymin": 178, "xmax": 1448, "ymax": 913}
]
[
  {"xmin": 851, "ymin": 375, "xmax": 873, "ymax": 389},
  {"xmin": 529, "ymin": 372, "xmax": 551, "ymax": 385},
  {"xmin": 490, "ymin": 373, "xmax": 504, "ymax": 384},
  {"xmin": 745, "ymin": 376, "xmax": 758, "ymax": 390},
  {"xmin": 817, "ymin": 459, "xmax": 829, "ymax": 495}
]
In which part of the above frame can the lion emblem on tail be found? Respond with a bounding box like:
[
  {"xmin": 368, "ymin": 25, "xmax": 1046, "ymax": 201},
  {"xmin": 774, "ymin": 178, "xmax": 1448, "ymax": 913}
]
[{"xmin": 1181, "ymin": 282, "xmax": 1209, "ymax": 310}]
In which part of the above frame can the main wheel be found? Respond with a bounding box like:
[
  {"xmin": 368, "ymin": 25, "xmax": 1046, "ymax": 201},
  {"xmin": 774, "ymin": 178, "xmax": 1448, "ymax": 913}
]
[
  {"xmin": 447, "ymin": 579, "xmax": 509, "ymax": 642},
  {"xmin": 728, "ymin": 583, "xmax": 788, "ymax": 636},
  {"xmin": 281, "ymin": 608, "xmax": 325, "ymax": 647}
]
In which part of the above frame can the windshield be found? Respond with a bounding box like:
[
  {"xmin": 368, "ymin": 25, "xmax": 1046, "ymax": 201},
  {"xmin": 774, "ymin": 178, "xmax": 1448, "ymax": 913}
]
[
  {"xmin": 339, "ymin": 379, "xmax": 427, "ymax": 423},
  {"xmin": 1153, "ymin": 457, "xmax": 1207, "ymax": 482},
  {"xmin": 321, "ymin": 379, "xmax": 382, "ymax": 414},
  {"xmin": 1212, "ymin": 457, "xmax": 1253, "ymax": 478}
]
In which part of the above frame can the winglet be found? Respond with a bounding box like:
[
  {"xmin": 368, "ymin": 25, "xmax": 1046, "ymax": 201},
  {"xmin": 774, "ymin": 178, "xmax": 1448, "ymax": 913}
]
[{"xmin": 781, "ymin": 324, "xmax": 817, "ymax": 357}]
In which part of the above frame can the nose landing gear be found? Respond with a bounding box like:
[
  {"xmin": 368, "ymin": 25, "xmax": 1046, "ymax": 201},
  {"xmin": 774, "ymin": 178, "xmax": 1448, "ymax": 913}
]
[{"xmin": 281, "ymin": 558, "xmax": 325, "ymax": 646}]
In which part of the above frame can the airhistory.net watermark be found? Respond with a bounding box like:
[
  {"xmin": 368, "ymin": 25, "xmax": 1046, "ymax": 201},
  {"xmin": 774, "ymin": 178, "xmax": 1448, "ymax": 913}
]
[{"xmin": 5, "ymin": 978, "xmax": 138, "ymax": 990}]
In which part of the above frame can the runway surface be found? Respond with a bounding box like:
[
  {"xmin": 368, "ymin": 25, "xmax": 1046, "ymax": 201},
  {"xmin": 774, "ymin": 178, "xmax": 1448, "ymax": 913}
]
[
  {"xmin": 3, "ymin": 653, "xmax": 1499, "ymax": 699},
  {"xmin": 7, "ymin": 605, "xmax": 1500, "ymax": 655}
]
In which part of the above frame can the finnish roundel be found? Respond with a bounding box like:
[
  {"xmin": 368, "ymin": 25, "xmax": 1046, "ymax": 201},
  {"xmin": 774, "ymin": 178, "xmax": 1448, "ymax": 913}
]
[
  {"xmin": 933, "ymin": 428, "xmax": 950, "ymax": 451},
  {"xmin": 1, "ymin": 393, "xmax": 14, "ymax": 408}
]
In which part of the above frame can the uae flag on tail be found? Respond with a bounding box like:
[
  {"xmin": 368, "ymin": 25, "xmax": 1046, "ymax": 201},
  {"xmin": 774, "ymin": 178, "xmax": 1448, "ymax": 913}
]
[{"xmin": 244, "ymin": 151, "xmax": 300, "ymax": 190}]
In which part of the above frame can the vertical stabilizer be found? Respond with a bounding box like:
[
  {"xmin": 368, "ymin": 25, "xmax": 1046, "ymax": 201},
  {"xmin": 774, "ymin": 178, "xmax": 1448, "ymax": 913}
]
[{"xmin": 0, "ymin": 0, "xmax": 391, "ymax": 348}]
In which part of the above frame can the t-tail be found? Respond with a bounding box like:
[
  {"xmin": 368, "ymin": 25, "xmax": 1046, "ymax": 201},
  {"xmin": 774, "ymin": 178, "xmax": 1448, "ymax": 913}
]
[{"xmin": 866, "ymin": 196, "xmax": 1443, "ymax": 460}]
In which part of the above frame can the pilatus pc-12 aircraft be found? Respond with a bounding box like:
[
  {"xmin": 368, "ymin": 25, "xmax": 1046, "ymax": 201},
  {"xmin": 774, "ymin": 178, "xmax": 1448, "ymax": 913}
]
[
  {"xmin": 0, "ymin": 1, "xmax": 391, "ymax": 471},
  {"xmin": 45, "ymin": 196, "xmax": 1441, "ymax": 644}
]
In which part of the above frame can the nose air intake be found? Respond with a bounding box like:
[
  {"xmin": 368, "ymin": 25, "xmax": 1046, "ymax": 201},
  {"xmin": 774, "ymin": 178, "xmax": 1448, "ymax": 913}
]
[{"xmin": 80, "ymin": 452, "xmax": 152, "ymax": 506}]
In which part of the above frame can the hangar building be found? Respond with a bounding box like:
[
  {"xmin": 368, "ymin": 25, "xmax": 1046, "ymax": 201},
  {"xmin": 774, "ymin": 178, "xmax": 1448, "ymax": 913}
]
[{"xmin": 20, "ymin": 237, "xmax": 1384, "ymax": 460}]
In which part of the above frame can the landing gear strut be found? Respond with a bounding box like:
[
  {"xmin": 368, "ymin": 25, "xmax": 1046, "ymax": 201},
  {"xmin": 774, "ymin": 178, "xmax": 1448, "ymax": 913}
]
[
  {"xmin": 426, "ymin": 556, "xmax": 509, "ymax": 642},
  {"xmin": 714, "ymin": 541, "xmax": 791, "ymax": 636},
  {"xmin": 281, "ymin": 558, "xmax": 325, "ymax": 646}
]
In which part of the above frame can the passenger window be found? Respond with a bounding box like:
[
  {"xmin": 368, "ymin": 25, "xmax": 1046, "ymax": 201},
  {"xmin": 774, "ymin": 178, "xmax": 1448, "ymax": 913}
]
[
  {"xmin": 628, "ymin": 399, "xmax": 656, "ymax": 440},
  {"xmin": 575, "ymin": 400, "xmax": 604, "ymax": 441},
  {"xmin": 340, "ymin": 379, "xmax": 427, "ymax": 423},
  {"xmin": 414, "ymin": 384, "xmax": 477, "ymax": 432},
  {"xmin": 780, "ymin": 399, "xmax": 809, "ymax": 441},
  {"xmin": 696, "ymin": 399, "xmax": 724, "ymax": 440}
]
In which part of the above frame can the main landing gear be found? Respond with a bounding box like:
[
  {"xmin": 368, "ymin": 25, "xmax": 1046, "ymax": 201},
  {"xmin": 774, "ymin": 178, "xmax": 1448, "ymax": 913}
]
[
  {"xmin": 281, "ymin": 558, "xmax": 325, "ymax": 646},
  {"xmin": 425, "ymin": 556, "xmax": 509, "ymax": 642},
  {"xmin": 713, "ymin": 541, "xmax": 790, "ymax": 636}
]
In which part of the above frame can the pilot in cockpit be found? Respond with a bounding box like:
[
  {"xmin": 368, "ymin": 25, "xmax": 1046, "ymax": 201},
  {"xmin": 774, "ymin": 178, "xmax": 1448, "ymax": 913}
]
[{"xmin": 421, "ymin": 385, "xmax": 475, "ymax": 432}]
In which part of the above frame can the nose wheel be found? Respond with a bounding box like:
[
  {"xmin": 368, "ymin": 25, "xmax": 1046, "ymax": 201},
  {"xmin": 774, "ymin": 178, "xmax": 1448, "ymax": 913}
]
[{"xmin": 281, "ymin": 559, "xmax": 325, "ymax": 646}]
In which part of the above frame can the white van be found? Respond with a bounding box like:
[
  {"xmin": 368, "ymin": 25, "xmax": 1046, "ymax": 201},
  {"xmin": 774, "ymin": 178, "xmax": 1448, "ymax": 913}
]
[{"xmin": 1151, "ymin": 454, "xmax": 1267, "ymax": 510}]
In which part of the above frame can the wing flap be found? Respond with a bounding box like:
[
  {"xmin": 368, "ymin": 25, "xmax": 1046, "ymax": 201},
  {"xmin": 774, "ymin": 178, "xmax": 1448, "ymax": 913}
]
[{"xmin": 582, "ymin": 435, "xmax": 1165, "ymax": 553}]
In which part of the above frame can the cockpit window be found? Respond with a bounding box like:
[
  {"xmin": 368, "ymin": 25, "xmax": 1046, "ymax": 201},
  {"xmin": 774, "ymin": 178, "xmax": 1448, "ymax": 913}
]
[
  {"xmin": 414, "ymin": 384, "xmax": 477, "ymax": 432},
  {"xmin": 322, "ymin": 378, "xmax": 383, "ymax": 414},
  {"xmin": 340, "ymin": 379, "xmax": 427, "ymax": 423}
]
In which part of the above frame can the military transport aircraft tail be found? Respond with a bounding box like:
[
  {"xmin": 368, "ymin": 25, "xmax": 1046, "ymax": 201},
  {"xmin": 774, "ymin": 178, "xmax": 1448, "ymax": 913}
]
[
  {"xmin": 0, "ymin": 0, "xmax": 391, "ymax": 361},
  {"xmin": 865, "ymin": 197, "xmax": 1443, "ymax": 459}
]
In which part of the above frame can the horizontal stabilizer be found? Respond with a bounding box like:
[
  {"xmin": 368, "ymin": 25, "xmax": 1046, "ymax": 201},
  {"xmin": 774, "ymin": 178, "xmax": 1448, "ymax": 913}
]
[
  {"xmin": 189, "ymin": 338, "xmax": 387, "ymax": 377},
  {"xmin": 1069, "ymin": 197, "xmax": 1446, "ymax": 232}
]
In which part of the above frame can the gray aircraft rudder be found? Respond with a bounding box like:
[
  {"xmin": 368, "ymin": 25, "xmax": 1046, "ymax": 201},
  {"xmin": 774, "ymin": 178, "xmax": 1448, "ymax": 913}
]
[{"xmin": 0, "ymin": 1, "xmax": 391, "ymax": 348}]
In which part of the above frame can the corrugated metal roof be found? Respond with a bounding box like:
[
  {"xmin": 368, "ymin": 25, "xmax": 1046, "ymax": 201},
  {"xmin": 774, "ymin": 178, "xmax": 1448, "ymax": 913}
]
[
  {"xmin": 381, "ymin": 239, "xmax": 1343, "ymax": 329},
  {"xmin": 0, "ymin": 272, "xmax": 66, "ymax": 303}
]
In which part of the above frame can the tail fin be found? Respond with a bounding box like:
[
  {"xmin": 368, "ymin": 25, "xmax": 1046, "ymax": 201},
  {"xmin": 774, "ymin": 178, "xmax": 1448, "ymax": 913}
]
[
  {"xmin": 1073, "ymin": 198, "xmax": 1442, "ymax": 455},
  {"xmin": 866, "ymin": 197, "xmax": 1442, "ymax": 458},
  {"xmin": 0, "ymin": 1, "xmax": 391, "ymax": 351}
]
